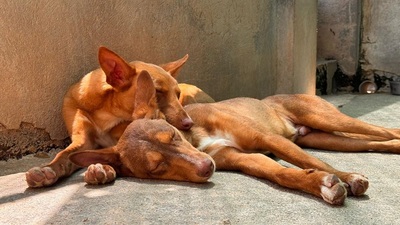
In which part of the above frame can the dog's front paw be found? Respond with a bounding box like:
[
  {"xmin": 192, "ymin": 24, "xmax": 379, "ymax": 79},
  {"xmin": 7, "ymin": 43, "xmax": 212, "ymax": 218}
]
[
  {"xmin": 320, "ymin": 174, "xmax": 347, "ymax": 205},
  {"xmin": 84, "ymin": 164, "xmax": 116, "ymax": 185},
  {"xmin": 344, "ymin": 173, "xmax": 369, "ymax": 196},
  {"xmin": 26, "ymin": 166, "xmax": 58, "ymax": 188}
]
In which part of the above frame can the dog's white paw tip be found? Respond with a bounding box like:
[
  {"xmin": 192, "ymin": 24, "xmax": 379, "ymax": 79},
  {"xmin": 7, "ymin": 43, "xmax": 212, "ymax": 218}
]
[
  {"xmin": 320, "ymin": 174, "xmax": 347, "ymax": 205},
  {"xmin": 346, "ymin": 174, "xmax": 369, "ymax": 196},
  {"xmin": 25, "ymin": 166, "xmax": 57, "ymax": 188},
  {"xmin": 84, "ymin": 163, "xmax": 116, "ymax": 185}
]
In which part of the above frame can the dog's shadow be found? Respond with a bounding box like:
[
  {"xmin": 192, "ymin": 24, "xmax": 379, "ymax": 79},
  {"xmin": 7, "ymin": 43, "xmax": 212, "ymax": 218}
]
[{"xmin": 84, "ymin": 176, "xmax": 215, "ymax": 190}]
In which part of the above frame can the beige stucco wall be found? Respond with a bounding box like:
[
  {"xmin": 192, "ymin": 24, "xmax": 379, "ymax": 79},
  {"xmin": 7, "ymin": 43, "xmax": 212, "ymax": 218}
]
[
  {"xmin": 317, "ymin": 0, "xmax": 361, "ymax": 76},
  {"xmin": 361, "ymin": 0, "xmax": 400, "ymax": 78},
  {"xmin": 275, "ymin": 0, "xmax": 317, "ymax": 94},
  {"xmin": 0, "ymin": 0, "xmax": 317, "ymax": 140}
]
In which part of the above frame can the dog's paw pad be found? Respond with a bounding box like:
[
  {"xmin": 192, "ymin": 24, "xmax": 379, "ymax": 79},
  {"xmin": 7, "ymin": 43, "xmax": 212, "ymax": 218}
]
[
  {"xmin": 84, "ymin": 163, "xmax": 116, "ymax": 185},
  {"xmin": 320, "ymin": 174, "xmax": 347, "ymax": 205},
  {"xmin": 25, "ymin": 166, "xmax": 58, "ymax": 188},
  {"xmin": 345, "ymin": 173, "xmax": 369, "ymax": 196}
]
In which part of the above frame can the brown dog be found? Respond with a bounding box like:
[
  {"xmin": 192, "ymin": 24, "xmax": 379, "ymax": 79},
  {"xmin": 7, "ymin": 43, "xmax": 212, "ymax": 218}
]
[
  {"xmin": 70, "ymin": 119, "xmax": 215, "ymax": 184},
  {"xmin": 25, "ymin": 47, "xmax": 193, "ymax": 187},
  {"xmin": 69, "ymin": 87, "xmax": 400, "ymax": 205}
]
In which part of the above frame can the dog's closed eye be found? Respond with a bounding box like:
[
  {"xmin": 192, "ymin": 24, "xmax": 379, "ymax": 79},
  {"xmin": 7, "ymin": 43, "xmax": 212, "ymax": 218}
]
[
  {"xmin": 145, "ymin": 151, "xmax": 167, "ymax": 175},
  {"xmin": 155, "ymin": 131, "xmax": 174, "ymax": 144},
  {"xmin": 171, "ymin": 130, "xmax": 182, "ymax": 142}
]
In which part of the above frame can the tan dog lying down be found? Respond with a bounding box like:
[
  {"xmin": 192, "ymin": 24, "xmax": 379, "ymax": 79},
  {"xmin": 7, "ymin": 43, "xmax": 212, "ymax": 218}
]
[
  {"xmin": 26, "ymin": 47, "xmax": 193, "ymax": 187},
  {"xmin": 70, "ymin": 85, "xmax": 400, "ymax": 205}
]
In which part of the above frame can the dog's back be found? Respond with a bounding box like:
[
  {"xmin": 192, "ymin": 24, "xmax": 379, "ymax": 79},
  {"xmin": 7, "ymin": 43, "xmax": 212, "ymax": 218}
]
[{"xmin": 184, "ymin": 98, "xmax": 298, "ymax": 144}]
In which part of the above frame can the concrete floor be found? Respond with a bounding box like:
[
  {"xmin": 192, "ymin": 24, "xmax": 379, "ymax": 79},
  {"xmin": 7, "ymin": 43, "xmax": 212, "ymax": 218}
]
[{"xmin": 1, "ymin": 93, "xmax": 400, "ymax": 225}]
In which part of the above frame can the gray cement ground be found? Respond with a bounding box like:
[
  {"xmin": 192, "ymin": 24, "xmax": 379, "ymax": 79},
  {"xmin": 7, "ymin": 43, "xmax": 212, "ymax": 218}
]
[{"xmin": 1, "ymin": 93, "xmax": 400, "ymax": 225}]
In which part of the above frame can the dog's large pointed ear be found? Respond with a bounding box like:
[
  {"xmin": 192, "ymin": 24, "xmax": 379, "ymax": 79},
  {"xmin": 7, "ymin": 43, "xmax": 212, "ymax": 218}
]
[
  {"xmin": 98, "ymin": 46, "xmax": 136, "ymax": 90},
  {"xmin": 132, "ymin": 70, "xmax": 165, "ymax": 120},
  {"xmin": 160, "ymin": 54, "xmax": 189, "ymax": 79},
  {"xmin": 69, "ymin": 148, "xmax": 121, "ymax": 168}
]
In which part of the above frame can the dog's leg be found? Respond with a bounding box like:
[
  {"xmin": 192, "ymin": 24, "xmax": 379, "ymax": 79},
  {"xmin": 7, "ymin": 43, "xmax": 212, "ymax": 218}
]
[
  {"xmin": 296, "ymin": 130, "xmax": 400, "ymax": 153},
  {"xmin": 208, "ymin": 147, "xmax": 347, "ymax": 205},
  {"xmin": 26, "ymin": 114, "xmax": 96, "ymax": 187},
  {"xmin": 69, "ymin": 148, "xmax": 122, "ymax": 185},
  {"xmin": 250, "ymin": 134, "xmax": 369, "ymax": 197},
  {"xmin": 26, "ymin": 143, "xmax": 87, "ymax": 187},
  {"xmin": 268, "ymin": 95, "xmax": 400, "ymax": 140}
]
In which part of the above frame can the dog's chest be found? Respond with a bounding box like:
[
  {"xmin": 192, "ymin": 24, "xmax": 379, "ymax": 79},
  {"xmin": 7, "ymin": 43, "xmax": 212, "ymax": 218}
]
[
  {"xmin": 91, "ymin": 111, "xmax": 130, "ymax": 147},
  {"xmin": 195, "ymin": 130, "xmax": 243, "ymax": 155},
  {"xmin": 92, "ymin": 111, "xmax": 127, "ymax": 130}
]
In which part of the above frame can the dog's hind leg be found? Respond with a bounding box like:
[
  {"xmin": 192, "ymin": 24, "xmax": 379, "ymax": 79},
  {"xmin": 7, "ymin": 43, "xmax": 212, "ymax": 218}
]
[
  {"xmin": 207, "ymin": 146, "xmax": 347, "ymax": 205},
  {"xmin": 26, "ymin": 113, "xmax": 97, "ymax": 187},
  {"xmin": 296, "ymin": 130, "xmax": 400, "ymax": 153},
  {"xmin": 267, "ymin": 94, "xmax": 400, "ymax": 140}
]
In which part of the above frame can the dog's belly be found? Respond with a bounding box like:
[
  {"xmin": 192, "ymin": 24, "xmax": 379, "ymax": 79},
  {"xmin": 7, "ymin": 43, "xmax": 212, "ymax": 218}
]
[{"xmin": 186, "ymin": 98, "xmax": 310, "ymax": 154}]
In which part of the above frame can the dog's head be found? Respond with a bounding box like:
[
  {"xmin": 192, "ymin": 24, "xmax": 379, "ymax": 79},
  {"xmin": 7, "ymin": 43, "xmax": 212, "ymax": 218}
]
[
  {"xmin": 98, "ymin": 47, "xmax": 193, "ymax": 130},
  {"xmin": 70, "ymin": 119, "xmax": 215, "ymax": 183}
]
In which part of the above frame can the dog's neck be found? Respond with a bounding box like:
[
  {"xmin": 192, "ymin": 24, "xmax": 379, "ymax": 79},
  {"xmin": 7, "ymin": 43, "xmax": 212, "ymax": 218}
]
[
  {"xmin": 179, "ymin": 126, "xmax": 208, "ymax": 149},
  {"xmin": 180, "ymin": 128, "xmax": 199, "ymax": 148}
]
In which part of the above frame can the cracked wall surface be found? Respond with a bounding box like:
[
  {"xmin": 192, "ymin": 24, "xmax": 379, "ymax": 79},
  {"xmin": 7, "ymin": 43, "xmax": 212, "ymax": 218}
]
[
  {"xmin": 0, "ymin": 122, "xmax": 70, "ymax": 161},
  {"xmin": 0, "ymin": 1, "xmax": 317, "ymax": 159}
]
